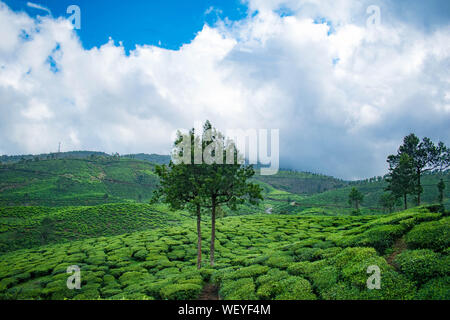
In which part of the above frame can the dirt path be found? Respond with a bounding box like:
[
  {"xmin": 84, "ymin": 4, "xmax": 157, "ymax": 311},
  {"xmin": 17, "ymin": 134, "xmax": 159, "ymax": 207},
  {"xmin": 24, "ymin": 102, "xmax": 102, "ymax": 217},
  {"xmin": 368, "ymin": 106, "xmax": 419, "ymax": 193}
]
[
  {"xmin": 386, "ymin": 237, "xmax": 407, "ymax": 269},
  {"xmin": 198, "ymin": 283, "xmax": 220, "ymax": 300}
]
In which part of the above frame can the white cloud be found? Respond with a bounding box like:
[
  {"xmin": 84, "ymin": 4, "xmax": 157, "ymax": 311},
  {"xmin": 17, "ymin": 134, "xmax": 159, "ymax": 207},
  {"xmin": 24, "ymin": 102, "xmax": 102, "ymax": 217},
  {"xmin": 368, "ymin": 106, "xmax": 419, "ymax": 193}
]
[{"xmin": 0, "ymin": 0, "xmax": 449, "ymax": 179}]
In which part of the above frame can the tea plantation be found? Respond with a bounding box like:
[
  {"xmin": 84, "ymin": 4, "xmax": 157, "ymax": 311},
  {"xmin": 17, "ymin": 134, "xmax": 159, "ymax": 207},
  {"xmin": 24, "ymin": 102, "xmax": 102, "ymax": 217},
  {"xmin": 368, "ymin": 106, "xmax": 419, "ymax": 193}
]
[
  {"xmin": 0, "ymin": 203, "xmax": 191, "ymax": 253},
  {"xmin": 0, "ymin": 206, "xmax": 448, "ymax": 300}
]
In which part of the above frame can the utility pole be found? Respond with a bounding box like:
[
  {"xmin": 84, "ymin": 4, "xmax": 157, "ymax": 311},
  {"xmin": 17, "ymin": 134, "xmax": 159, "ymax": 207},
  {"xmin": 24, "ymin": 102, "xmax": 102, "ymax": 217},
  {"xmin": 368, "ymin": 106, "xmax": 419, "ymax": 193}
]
[{"xmin": 57, "ymin": 142, "xmax": 61, "ymax": 159}]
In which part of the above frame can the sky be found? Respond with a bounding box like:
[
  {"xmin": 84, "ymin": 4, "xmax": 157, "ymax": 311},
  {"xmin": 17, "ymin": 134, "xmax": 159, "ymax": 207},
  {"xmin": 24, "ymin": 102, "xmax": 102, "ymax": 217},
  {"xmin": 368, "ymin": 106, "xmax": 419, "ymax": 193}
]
[{"xmin": 0, "ymin": 0, "xmax": 449, "ymax": 179}]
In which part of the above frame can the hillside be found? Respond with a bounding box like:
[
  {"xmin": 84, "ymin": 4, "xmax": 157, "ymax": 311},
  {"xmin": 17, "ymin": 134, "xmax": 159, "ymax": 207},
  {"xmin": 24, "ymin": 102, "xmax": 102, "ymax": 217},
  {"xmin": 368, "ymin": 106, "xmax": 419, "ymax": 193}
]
[
  {"xmin": 1, "ymin": 154, "xmax": 448, "ymax": 216},
  {"xmin": 0, "ymin": 157, "xmax": 160, "ymax": 206},
  {"xmin": 0, "ymin": 152, "xmax": 448, "ymax": 300},
  {"xmin": 0, "ymin": 151, "xmax": 170, "ymax": 165},
  {"xmin": 254, "ymin": 170, "xmax": 347, "ymax": 195},
  {"xmin": 0, "ymin": 203, "xmax": 190, "ymax": 253},
  {"xmin": 0, "ymin": 206, "xmax": 448, "ymax": 300},
  {"xmin": 260, "ymin": 171, "xmax": 450, "ymax": 215}
]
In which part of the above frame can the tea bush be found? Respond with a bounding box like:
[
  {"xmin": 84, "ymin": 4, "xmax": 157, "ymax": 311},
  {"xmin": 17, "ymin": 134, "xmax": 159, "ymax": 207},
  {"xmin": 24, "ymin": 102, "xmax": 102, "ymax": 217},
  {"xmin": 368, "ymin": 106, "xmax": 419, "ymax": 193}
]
[
  {"xmin": 0, "ymin": 206, "xmax": 448, "ymax": 300},
  {"xmin": 394, "ymin": 250, "xmax": 447, "ymax": 284},
  {"xmin": 405, "ymin": 217, "xmax": 449, "ymax": 252}
]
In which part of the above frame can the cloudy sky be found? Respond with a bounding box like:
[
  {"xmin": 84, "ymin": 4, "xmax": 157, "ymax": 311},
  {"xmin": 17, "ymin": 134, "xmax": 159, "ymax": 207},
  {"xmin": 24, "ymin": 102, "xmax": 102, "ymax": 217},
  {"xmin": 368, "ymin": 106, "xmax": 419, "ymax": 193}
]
[{"xmin": 0, "ymin": 0, "xmax": 449, "ymax": 179}]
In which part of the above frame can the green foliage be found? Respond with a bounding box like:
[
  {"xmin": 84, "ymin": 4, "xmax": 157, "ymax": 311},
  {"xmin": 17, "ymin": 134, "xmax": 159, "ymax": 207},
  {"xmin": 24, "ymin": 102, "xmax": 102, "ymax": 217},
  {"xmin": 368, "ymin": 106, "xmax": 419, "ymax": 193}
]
[
  {"xmin": 0, "ymin": 158, "xmax": 160, "ymax": 206},
  {"xmin": 405, "ymin": 217, "xmax": 449, "ymax": 252},
  {"xmin": 160, "ymin": 283, "xmax": 202, "ymax": 300},
  {"xmin": 220, "ymin": 278, "xmax": 257, "ymax": 300},
  {"xmin": 0, "ymin": 205, "xmax": 448, "ymax": 300},
  {"xmin": 348, "ymin": 187, "xmax": 364, "ymax": 210},
  {"xmin": 394, "ymin": 250, "xmax": 446, "ymax": 284},
  {"xmin": 274, "ymin": 277, "xmax": 316, "ymax": 300},
  {"xmin": 385, "ymin": 153, "xmax": 417, "ymax": 209},
  {"xmin": 416, "ymin": 276, "xmax": 450, "ymax": 300},
  {"xmin": 0, "ymin": 203, "xmax": 189, "ymax": 253}
]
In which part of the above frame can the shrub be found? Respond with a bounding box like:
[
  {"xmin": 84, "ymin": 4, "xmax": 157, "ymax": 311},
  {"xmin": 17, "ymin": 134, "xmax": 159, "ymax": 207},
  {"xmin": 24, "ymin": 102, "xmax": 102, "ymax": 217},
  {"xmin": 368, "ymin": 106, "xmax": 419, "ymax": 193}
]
[
  {"xmin": 256, "ymin": 269, "xmax": 290, "ymax": 299},
  {"xmin": 394, "ymin": 250, "xmax": 446, "ymax": 284},
  {"xmin": 160, "ymin": 283, "xmax": 202, "ymax": 300},
  {"xmin": 222, "ymin": 265, "xmax": 269, "ymax": 281},
  {"xmin": 265, "ymin": 255, "xmax": 294, "ymax": 269},
  {"xmin": 416, "ymin": 276, "xmax": 450, "ymax": 300},
  {"xmin": 320, "ymin": 282, "xmax": 361, "ymax": 300},
  {"xmin": 405, "ymin": 217, "xmax": 449, "ymax": 252},
  {"xmin": 133, "ymin": 249, "xmax": 148, "ymax": 261},
  {"xmin": 359, "ymin": 271, "xmax": 417, "ymax": 300},
  {"xmin": 220, "ymin": 278, "xmax": 257, "ymax": 300},
  {"xmin": 356, "ymin": 225, "xmax": 407, "ymax": 254},
  {"xmin": 308, "ymin": 266, "xmax": 339, "ymax": 293},
  {"xmin": 274, "ymin": 277, "xmax": 316, "ymax": 300},
  {"xmin": 287, "ymin": 262, "xmax": 311, "ymax": 276},
  {"xmin": 210, "ymin": 267, "xmax": 239, "ymax": 285},
  {"xmin": 293, "ymin": 248, "xmax": 322, "ymax": 262}
]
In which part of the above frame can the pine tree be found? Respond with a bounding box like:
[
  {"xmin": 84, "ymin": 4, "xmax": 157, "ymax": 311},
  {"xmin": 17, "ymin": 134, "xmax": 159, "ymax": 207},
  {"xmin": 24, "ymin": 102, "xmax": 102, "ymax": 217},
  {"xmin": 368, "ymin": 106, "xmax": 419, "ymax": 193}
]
[
  {"xmin": 348, "ymin": 187, "xmax": 364, "ymax": 211},
  {"xmin": 387, "ymin": 134, "xmax": 449, "ymax": 205},
  {"xmin": 385, "ymin": 153, "xmax": 416, "ymax": 210}
]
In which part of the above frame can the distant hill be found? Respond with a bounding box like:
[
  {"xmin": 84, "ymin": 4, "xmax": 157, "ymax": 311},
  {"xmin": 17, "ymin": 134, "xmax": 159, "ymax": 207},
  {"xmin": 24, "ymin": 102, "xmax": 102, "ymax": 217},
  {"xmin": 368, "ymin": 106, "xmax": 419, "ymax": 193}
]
[
  {"xmin": 0, "ymin": 157, "xmax": 160, "ymax": 206},
  {"xmin": 0, "ymin": 151, "xmax": 109, "ymax": 163},
  {"xmin": 0, "ymin": 203, "xmax": 190, "ymax": 253},
  {"xmin": 121, "ymin": 153, "xmax": 171, "ymax": 165},
  {"xmin": 253, "ymin": 170, "xmax": 348, "ymax": 195},
  {"xmin": 1, "ymin": 150, "xmax": 448, "ymax": 214},
  {"xmin": 0, "ymin": 151, "xmax": 171, "ymax": 165}
]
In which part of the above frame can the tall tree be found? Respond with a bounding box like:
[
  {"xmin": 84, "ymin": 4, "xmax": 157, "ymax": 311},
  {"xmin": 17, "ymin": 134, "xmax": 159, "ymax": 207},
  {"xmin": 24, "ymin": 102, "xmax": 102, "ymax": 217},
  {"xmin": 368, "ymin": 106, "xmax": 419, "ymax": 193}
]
[
  {"xmin": 437, "ymin": 178, "xmax": 445, "ymax": 204},
  {"xmin": 388, "ymin": 134, "xmax": 449, "ymax": 205},
  {"xmin": 153, "ymin": 129, "xmax": 206, "ymax": 269},
  {"xmin": 385, "ymin": 153, "xmax": 416, "ymax": 210},
  {"xmin": 199, "ymin": 121, "xmax": 263, "ymax": 266},
  {"xmin": 348, "ymin": 187, "xmax": 364, "ymax": 211}
]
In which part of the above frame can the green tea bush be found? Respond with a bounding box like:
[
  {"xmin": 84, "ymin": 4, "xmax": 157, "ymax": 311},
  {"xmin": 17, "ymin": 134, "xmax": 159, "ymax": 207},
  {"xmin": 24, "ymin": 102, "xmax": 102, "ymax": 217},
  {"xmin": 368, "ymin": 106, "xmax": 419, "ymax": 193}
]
[
  {"xmin": 293, "ymin": 247, "xmax": 322, "ymax": 262},
  {"xmin": 308, "ymin": 266, "xmax": 339, "ymax": 293},
  {"xmin": 265, "ymin": 254, "xmax": 294, "ymax": 269},
  {"xmin": 320, "ymin": 282, "xmax": 360, "ymax": 300},
  {"xmin": 356, "ymin": 225, "xmax": 407, "ymax": 254},
  {"xmin": 160, "ymin": 283, "xmax": 202, "ymax": 300},
  {"xmin": 220, "ymin": 278, "xmax": 257, "ymax": 300},
  {"xmin": 287, "ymin": 261, "xmax": 311, "ymax": 276},
  {"xmin": 359, "ymin": 270, "xmax": 417, "ymax": 300},
  {"xmin": 416, "ymin": 276, "xmax": 450, "ymax": 300},
  {"xmin": 405, "ymin": 217, "xmax": 449, "ymax": 252},
  {"xmin": 222, "ymin": 265, "xmax": 269, "ymax": 281},
  {"xmin": 394, "ymin": 250, "xmax": 446, "ymax": 284},
  {"xmin": 274, "ymin": 277, "xmax": 316, "ymax": 300}
]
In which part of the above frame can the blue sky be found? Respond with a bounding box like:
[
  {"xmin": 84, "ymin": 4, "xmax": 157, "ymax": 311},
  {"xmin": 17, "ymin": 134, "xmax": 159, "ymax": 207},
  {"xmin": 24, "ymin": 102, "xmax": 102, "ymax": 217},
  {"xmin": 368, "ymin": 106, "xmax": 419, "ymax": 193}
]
[
  {"xmin": 3, "ymin": 0, "xmax": 248, "ymax": 52},
  {"xmin": 0, "ymin": 0, "xmax": 449, "ymax": 179}
]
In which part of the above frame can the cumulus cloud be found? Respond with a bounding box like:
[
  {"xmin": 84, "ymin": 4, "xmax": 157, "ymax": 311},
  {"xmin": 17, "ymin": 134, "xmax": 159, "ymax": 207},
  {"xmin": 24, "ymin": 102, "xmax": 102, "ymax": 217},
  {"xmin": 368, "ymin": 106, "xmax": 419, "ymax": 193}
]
[{"xmin": 0, "ymin": 0, "xmax": 449, "ymax": 179}]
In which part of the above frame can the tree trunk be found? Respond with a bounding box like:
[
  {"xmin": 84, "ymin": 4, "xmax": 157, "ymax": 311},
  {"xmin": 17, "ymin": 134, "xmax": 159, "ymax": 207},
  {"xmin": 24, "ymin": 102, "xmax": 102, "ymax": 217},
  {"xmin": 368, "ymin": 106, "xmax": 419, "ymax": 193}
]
[
  {"xmin": 417, "ymin": 169, "xmax": 421, "ymax": 206},
  {"xmin": 196, "ymin": 204, "xmax": 202, "ymax": 269},
  {"xmin": 404, "ymin": 193, "xmax": 407, "ymax": 210},
  {"xmin": 210, "ymin": 198, "xmax": 216, "ymax": 267}
]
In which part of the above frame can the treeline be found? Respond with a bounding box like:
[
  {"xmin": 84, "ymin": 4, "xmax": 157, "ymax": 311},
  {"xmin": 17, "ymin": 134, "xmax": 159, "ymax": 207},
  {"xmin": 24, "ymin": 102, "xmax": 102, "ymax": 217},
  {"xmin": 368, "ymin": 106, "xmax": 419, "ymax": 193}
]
[
  {"xmin": 0, "ymin": 151, "xmax": 170, "ymax": 165},
  {"xmin": 349, "ymin": 133, "xmax": 449, "ymax": 214}
]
